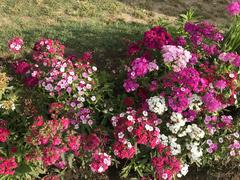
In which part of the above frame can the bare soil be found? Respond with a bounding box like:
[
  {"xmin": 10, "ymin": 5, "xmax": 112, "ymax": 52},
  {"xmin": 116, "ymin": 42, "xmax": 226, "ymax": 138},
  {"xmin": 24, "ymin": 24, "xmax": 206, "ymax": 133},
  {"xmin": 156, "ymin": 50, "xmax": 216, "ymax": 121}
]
[{"xmin": 120, "ymin": 0, "xmax": 231, "ymax": 25}]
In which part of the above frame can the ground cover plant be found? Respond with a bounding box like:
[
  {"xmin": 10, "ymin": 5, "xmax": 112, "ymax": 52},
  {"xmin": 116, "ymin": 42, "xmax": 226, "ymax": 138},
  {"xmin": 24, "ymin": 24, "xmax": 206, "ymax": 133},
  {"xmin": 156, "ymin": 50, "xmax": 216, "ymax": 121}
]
[{"xmin": 0, "ymin": 0, "xmax": 240, "ymax": 180}]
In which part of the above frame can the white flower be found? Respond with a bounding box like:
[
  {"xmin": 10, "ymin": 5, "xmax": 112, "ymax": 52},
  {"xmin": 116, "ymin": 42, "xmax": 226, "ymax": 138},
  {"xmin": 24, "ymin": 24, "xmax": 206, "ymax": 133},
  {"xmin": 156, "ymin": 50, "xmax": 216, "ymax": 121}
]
[
  {"xmin": 186, "ymin": 124, "xmax": 205, "ymax": 140},
  {"xmin": 159, "ymin": 134, "xmax": 168, "ymax": 146},
  {"xmin": 145, "ymin": 124, "xmax": 153, "ymax": 131},
  {"xmin": 80, "ymin": 97, "xmax": 85, "ymax": 102},
  {"xmin": 127, "ymin": 115, "xmax": 133, "ymax": 121},
  {"xmin": 142, "ymin": 111, "xmax": 148, "ymax": 116},
  {"xmin": 186, "ymin": 142, "xmax": 203, "ymax": 163},
  {"xmin": 127, "ymin": 126, "xmax": 133, "ymax": 132},
  {"xmin": 162, "ymin": 173, "xmax": 168, "ymax": 179},
  {"xmin": 189, "ymin": 94, "xmax": 203, "ymax": 111},
  {"xmin": 86, "ymin": 84, "xmax": 92, "ymax": 89},
  {"xmin": 229, "ymin": 73, "xmax": 235, "ymax": 78},
  {"xmin": 103, "ymin": 158, "xmax": 111, "ymax": 166},
  {"xmin": 147, "ymin": 96, "xmax": 167, "ymax": 115},
  {"xmin": 177, "ymin": 163, "xmax": 189, "ymax": 177},
  {"xmin": 92, "ymin": 66, "xmax": 97, "ymax": 71},
  {"xmin": 167, "ymin": 112, "xmax": 186, "ymax": 134},
  {"xmin": 98, "ymin": 166, "xmax": 104, "ymax": 173},
  {"xmin": 60, "ymin": 66, "xmax": 65, "ymax": 72},
  {"xmin": 170, "ymin": 141, "xmax": 181, "ymax": 155},
  {"xmin": 218, "ymin": 138, "xmax": 224, "ymax": 143},
  {"xmin": 118, "ymin": 132, "xmax": 124, "ymax": 139},
  {"xmin": 178, "ymin": 130, "xmax": 187, "ymax": 137},
  {"xmin": 91, "ymin": 96, "xmax": 96, "ymax": 101},
  {"xmin": 127, "ymin": 142, "xmax": 132, "ymax": 149},
  {"xmin": 170, "ymin": 112, "xmax": 183, "ymax": 122},
  {"xmin": 233, "ymin": 132, "xmax": 239, "ymax": 138}
]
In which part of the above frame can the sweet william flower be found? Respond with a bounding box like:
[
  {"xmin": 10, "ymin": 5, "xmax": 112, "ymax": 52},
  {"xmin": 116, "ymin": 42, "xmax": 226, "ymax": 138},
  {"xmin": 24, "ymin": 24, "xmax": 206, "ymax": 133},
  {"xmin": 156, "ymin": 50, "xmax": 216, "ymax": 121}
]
[
  {"xmin": 90, "ymin": 152, "xmax": 111, "ymax": 173},
  {"xmin": 0, "ymin": 157, "xmax": 17, "ymax": 175},
  {"xmin": 123, "ymin": 79, "xmax": 139, "ymax": 92},
  {"xmin": 144, "ymin": 26, "xmax": 173, "ymax": 50},
  {"xmin": 123, "ymin": 97, "xmax": 134, "ymax": 107},
  {"xmin": 0, "ymin": 128, "xmax": 10, "ymax": 142},
  {"xmin": 214, "ymin": 80, "xmax": 227, "ymax": 90},
  {"xmin": 227, "ymin": 1, "xmax": 240, "ymax": 16},
  {"xmin": 202, "ymin": 92, "xmax": 222, "ymax": 112},
  {"xmin": 24, "ymin": 76, "xmax": 39, "ymax": 88},
  {"xmin": 12, "ymin": 60, "xmax": 31, "ymax": 75},
  {"xmin": 83, "ymin": 133, "xmax": 100, "ymax": 152},
  {"xmin": 8, "ymin": 37, "xmax": 24, "ymax": 53}
]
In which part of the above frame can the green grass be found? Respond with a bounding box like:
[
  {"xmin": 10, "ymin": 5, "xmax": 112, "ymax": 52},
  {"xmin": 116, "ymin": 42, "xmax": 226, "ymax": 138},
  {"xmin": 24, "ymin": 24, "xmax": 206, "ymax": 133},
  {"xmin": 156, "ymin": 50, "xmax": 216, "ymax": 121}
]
[{"xmin": 0, "ymin": 0, "xmax": 161, "ymax": 69}]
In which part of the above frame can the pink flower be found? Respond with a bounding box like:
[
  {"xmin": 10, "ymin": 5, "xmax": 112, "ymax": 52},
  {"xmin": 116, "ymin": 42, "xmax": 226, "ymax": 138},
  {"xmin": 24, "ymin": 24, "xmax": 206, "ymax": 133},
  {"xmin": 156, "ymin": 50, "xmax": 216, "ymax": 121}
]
[
  {"xmin": 81, "ymin": 52, "xmax": 92, "ymax": 61},
  {"xmin": 227, "ymin": 1, "xmax": 240, "ymax": 16},
  {"xmin": 123, "ymin": 79, "xmax": 139, "ymax": 92},
  {"xmin": 202, "ymin": 93, "xmax": 222, "ymax": 112},
  {"xmin": 130, "ymin": 57, "xmax": 149, "ymax": 78},
  {"xmin": 214, "ymin": 80, "xmax": 227, "ymax": 90},
  {"xmin": 112, "ymin": 141, "xmax": 136, "ymax": 159},
  {"xmin": 90, "ymin": 152, "xmax": 111, "ymax": 173},
  {"xmin": 8, "ymin": 37, "xmax": 24, "ymax": 53},
  {"xmin": 67, "ymin": 135, "xmax": 81, "ymax": 152},
  {"xmin": 162, "ymin": 45, "xmax": 191, "ymax": 72},
  {"xmin": 0, "ymin": 128, "xmax": 10, "ymax": 143},
  {"xmin": 0, "ymin": 157, "xmax": 17, "ymax": 175},
  {"xmin": 42, "ymin": 146, "xmax": 62, "ymax": 166},
  {"xmin": 128, "ymin": 41, "xmax": 142, "ymax": 56},
  {"xmin": 149, "ymin": 80, "xmax": 158, "ymax": 92}
]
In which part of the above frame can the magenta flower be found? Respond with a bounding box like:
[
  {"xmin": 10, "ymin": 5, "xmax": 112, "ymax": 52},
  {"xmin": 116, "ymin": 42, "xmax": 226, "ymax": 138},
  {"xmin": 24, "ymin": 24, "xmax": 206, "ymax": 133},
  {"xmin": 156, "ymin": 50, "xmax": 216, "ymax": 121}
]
[
  {"xmin": 214, "ymin": 80, "xmax": 227, "ymax": 90},
  {"xmin": 123, "ymin": 79, "xmax": 139, "ymax": 92},
  {"xmin": 227, "ymin": 1, "xmax": 240, "ymax": 16},
  {"xmin": 202, "ymin": 93, "xmax": 222, "ymax": 112},
  {"xmin": 24, "ymin": 76, "xmax": 39, "ymax": 88},
  {"xmin": 130, "ymin": 57, "xmax": 149, "ymax": 78},
  {"xmin": 12, "ymin": 60, "xmax": 31, "ymax": 75}
]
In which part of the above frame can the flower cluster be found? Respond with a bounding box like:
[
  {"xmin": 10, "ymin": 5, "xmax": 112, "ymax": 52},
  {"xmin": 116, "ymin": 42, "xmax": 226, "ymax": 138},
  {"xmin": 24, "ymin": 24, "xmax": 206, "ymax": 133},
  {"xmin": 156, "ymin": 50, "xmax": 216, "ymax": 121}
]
[
  {"xmin": 161, "ymin": 45, "xmax": 192, "ymax": 72},
  {"xmin": 184, "ymin": 21, "xmax": 224, "ymax": 56},
  {"xmin": 151, "ymin": 144, "xmax": 181, "ymax": 180},
  {"xmin": 0, "ymin": 157, "xmax": 18, "ymax": 175},
  {"xmin": 218, "ymin": 52, "xmax": 240, "ymax": 67},
  {"xmin": 120, "ymin": 9, "xmax": 239, "ymax": 178},
  {"xmin": 144, "ymin": 26, "xmax": 173, "ymax": 50},
  {"xmin": 8, "ymin": 37, "xmax": 24, "ymax": 53},
  {"xmin": 3, "ymin": 2, "xmax": 240, "ymax": 179},
  {"xmin": 0, "ymin": 120, "xmax": 10, "ymax": 143},
  {"xmin": 227, "ymin": 1, "xmax": 240, "ymax": 16},
  {"xmin": 124, "ymin": 57, "xmax": 158, "ymax": 92},
  {"xmin": 147, "ymin": 96, "xmax": 167, "ymax": 115},
  {"xmin": 90, "ymin": 152, "xmax": 111, "ymax": 173}
]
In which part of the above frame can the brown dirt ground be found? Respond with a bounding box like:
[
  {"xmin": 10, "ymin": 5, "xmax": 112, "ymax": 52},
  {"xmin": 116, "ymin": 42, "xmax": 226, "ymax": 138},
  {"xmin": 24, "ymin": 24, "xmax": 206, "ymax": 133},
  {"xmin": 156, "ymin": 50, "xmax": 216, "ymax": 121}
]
[{"xmin": 120, "ymin": 0, "xmax": 232, "ymax": 25}]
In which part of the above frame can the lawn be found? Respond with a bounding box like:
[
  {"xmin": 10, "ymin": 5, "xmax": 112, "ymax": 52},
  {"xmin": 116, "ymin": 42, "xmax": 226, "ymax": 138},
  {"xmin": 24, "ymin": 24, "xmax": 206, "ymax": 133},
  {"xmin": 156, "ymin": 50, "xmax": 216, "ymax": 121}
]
[{"xmin": 0, "ymin": 0, "xmax": 162, "ymax": 70}]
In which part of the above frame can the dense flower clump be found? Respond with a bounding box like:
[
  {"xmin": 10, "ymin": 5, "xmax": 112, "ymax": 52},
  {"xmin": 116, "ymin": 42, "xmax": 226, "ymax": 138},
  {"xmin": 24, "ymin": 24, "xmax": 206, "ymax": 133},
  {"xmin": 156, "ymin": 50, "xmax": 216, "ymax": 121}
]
[
  {"xmin": 1, "ymin": 1, "xmax": 240, "ymax": 179},
  {"xmin": 227, "ymin": 1, "xmax": 240, "ymax": 16},
  {"xmin": 119, "ymin": 2, "xmax": 240, "ymax": 178}
]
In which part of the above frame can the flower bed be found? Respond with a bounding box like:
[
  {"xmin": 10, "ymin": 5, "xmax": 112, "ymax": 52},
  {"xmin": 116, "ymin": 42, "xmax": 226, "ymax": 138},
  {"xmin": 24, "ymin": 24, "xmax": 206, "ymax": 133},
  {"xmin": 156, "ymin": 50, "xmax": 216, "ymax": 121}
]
[{"xmin": 0, "ymin": 1, "xmax": 240, "ymax": 180}]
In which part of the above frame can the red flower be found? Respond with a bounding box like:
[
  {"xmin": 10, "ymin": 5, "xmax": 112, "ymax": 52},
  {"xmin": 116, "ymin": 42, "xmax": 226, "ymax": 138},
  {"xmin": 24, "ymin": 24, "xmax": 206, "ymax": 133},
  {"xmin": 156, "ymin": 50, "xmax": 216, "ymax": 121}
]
[{"xmin": 123, "ymin": 97, "xmax": 134, "ymax": 107}]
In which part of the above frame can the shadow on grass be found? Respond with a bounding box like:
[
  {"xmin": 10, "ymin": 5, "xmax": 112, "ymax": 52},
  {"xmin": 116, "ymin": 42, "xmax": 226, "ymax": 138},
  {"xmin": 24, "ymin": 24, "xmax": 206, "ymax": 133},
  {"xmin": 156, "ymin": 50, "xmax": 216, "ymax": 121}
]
[{"xmin": 17, "ymin": 20, "xmax": 149, "ymax": 71}]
